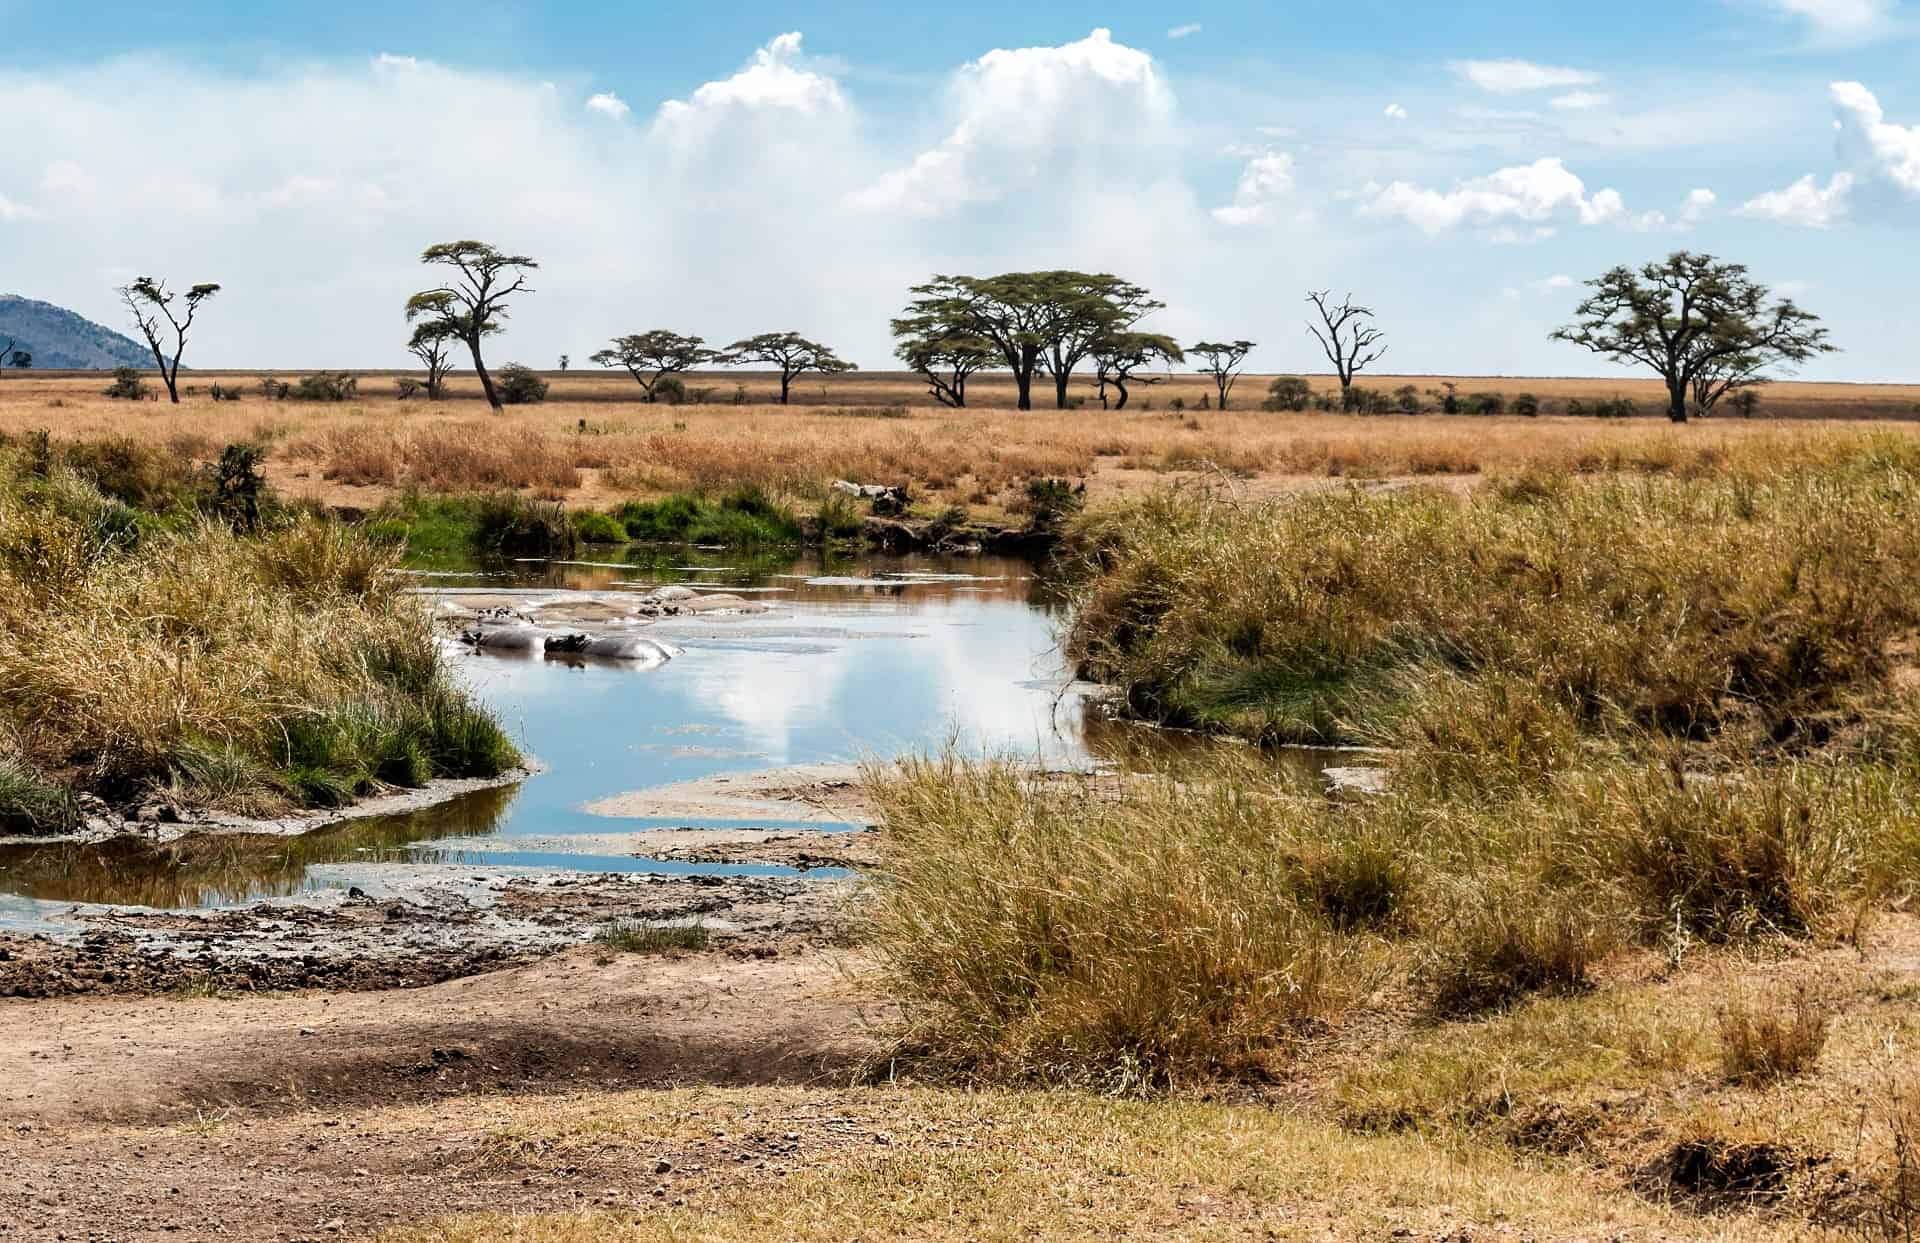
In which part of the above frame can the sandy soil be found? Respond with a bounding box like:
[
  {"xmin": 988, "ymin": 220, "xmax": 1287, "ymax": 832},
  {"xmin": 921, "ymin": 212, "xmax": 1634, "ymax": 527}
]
[
  {"xmin": 0, "ymin": 945, "xmax": 891, "ymax": 1241},
  {"xmin": 581, "ymin": 764, "xmax": 875, "ymax": 826}
]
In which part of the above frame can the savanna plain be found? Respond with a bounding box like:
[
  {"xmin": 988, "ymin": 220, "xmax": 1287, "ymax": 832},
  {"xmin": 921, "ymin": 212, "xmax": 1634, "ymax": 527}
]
[{"xmin": 5, "ymin": 369, "xmax": 1920, "ymax": 1242}]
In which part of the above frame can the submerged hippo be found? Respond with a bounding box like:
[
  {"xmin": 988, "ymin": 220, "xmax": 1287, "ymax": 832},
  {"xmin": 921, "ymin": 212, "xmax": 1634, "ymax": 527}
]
[{"xmin": 459, "ymin": 626, "xmax": 549, "ymax": 652}]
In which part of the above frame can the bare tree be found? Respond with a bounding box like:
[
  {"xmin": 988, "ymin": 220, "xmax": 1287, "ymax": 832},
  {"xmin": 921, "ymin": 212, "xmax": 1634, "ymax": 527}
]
[
  {"xmin": 1551, "ymin": 251, "xmax": 1832, "ymax": 423},
  {"xmin": 590, "ymin": 331, "xmax": 718, "ymax": 402},
  {"xmin": 407, "ymin": 320, "xmax": 459, "ymax": 400},
  {"xmin": 1188, "ymin": 340, "xmax": 1256, "ymax": 410},
  {"xmin": 722, "ymin": 332, "xmax": 857, "ymax": 405},
  {"xmin": 119, "ymin": 277, "xmax": 220, "ymax": 404},
  {"xmin": 406, "ymin": 241, "xmax": 537, "ymax": 411},
  {"xmin": 1306, "ymin": 291, "xmax": 1388, "ymax": 408}
]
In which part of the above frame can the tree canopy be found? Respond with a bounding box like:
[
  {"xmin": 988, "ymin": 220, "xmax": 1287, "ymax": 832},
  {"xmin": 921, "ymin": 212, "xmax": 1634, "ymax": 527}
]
[
  {"xmin": 896, "ymin": 271, "xmax": 1161, "ymax": 411},
  {"xmin": 590, "ymin": 331, "xmax": 718, "ymax": 403},
  {"xmin": 1091, "ymin": 332, "xmax": 1183, "ymax": 410},
  {"xmin": 723, "ymin": 332, "xmax": 856, "ymax": 404},
  {"xmin": 119, "ymin": 276, "xmax": 220, "ymax": 404},
  {"xmin": 1188, "ymin": 340, "xmax": 1256, "ymax": 410},
  {"xmin": 1551, "ymin": 251, "xmax": 1833, "ymax": 422},
  {"xmin": 891, "ymin": 317, "xmax": 996, "ymax": 409},
  {"xmin": 406, "ymin": 240, "xmax": 536, "ymax": 412}
]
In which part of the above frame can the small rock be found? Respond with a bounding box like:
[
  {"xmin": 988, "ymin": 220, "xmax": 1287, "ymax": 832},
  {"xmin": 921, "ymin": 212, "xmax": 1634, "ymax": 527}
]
[{"xmin": 653, "ymin": 1158, "xmax": 673, "ymax": 1175}]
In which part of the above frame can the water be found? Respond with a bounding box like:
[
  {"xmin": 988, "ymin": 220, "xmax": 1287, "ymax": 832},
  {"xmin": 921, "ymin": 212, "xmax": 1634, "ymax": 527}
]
[{"xmin": 0, "ymin": 550, "xmax": 1109, "ymax": 916}]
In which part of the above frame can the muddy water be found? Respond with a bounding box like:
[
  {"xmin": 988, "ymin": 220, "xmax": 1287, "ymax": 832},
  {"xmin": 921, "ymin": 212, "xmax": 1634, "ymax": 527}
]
[{"xmin": 0, "ymin": 551, "xmax": 1111, "ymax": 919}]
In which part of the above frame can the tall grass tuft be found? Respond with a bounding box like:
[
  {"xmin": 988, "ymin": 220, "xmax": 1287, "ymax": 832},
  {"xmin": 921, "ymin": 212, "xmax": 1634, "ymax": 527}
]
[{"xmin": 866, "ymin": 753, "xmax": 1381, "ymax": 1088}]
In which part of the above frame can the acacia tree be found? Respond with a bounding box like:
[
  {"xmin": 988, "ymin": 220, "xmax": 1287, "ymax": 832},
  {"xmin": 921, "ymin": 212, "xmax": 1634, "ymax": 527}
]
[
  {"xmin": 891, "ymin": 318, "xmax": 995, "ymax": 408},
  {"xmin": 589, "ymin": 331, "xmax": 717, "ymax": 402},
  {"xmin": 0, "ymin": 338, "xmax": 28, "ymax": 377},
  {"xmin": 119, "ymin": 277, "xmax": 220, "ymax": 404},
  {"xmin": 1551, "ymin": 251, "xmax": 1833, "ymax": 423},
  {"xmin": 406, "ymin": 241, "xmax": 536, "ymax": 412},
  {"xmin": 1306, "ymin": 291, "xmax": 1388, "ymax": 408},
  {"xmin": 406, "ymin": 320, "xmax": 459, "ymax": 399},
  {"xmin": 1036, "ymin": 275, "xmax": 1161, "ymax": 410},
  {"xmin": 1091, "ymin": 332, "xmax": 1183, "ymax": 410},
  {"xmin": 895, "ymin": 274, "xmax": 1070, "ymax": 411},
  {"xmin": 723, "ymin": 332, "xmax": 857, "ymax": 405},
  {"xmin": 1188, "ymin": 340, "xmax": 1256, "ymax": 410}
]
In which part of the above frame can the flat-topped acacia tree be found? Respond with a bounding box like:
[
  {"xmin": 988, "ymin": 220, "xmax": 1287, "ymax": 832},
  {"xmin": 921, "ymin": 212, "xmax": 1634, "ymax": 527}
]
[
  {"xmin": 406, "ymin": 241, "xmax": 537, "ymax": 412},
  {"xmin": 891, "ymin": 319, "xmax": 996, "ymax": 408},
  {"xmin": 590, "ymin": 331, "xmax": 718, "ymax": 403},
  {"xmin": 722, "ymin": 332, "xmax": 857, "ymax": 405},
  {"xmin": 1091, "ymin": 332, "xmax": 1183, "ymax": 410},
  {"xmin": 1552, "ymin": 251, "xmax": 1834, "ymax": 423},
  {"xmin": 119, "ymin": 277, "xmax": 220, "ymax": 404},
  {"xmin": 406, "ymin": 320, "xmax": 459, "ymax": 400},
  {"xmin": 1188, "ymin": 340, "xmax": 1256, "ymax": 410}
]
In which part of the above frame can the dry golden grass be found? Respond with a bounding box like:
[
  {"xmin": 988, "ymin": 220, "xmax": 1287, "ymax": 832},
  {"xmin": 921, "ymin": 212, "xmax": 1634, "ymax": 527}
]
[{"xmin": 8, "ymin": 371, "xmax": 1920, "ymax": 520}]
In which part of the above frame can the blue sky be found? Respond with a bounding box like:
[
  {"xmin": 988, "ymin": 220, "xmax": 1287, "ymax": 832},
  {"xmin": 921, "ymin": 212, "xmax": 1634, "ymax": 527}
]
[{"xmin": 1, "ymin": 1, "xmax": 1914, "ymax": 378}]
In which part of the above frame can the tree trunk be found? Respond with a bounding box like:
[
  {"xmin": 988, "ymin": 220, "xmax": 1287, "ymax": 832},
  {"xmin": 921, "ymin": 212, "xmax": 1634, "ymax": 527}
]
[
  {"xmin": 779, "ymin": 371, "xmax": 792, "ymax": 405},
  {"xmin": 1014, "ymin": 369, "xmax": 1033, "ymax": 411},
  {"xmin": 1113, "ymin": 380, "xmax": 1130, "ymax": 410},
  {"xmin": 1054, "ymin": 371, "xmax": 1071, "ymax": 410},
  {"xmin": 470, "ymin": 341, "xmax": 502, "ymax": 411},
  {"xmin": 1666, "ymin": 376, "xmax": 1688, "ymax": 423}
]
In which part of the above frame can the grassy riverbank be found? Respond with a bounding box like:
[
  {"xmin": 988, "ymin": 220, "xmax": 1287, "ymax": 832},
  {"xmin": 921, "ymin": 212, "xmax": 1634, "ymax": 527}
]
[
  {"xmin": 850, "ymin": 432, "xmax": 1920, "ymax": 1234},
  {"xmin": 0, "ymin": 440, "xmax": 516, "ymax": 831}
]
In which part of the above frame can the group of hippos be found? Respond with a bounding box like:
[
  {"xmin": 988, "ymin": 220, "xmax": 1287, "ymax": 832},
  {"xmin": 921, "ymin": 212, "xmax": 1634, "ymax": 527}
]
[{"xmin": 454, "ymin": 585, "xmax": 765, "ymax": 668}]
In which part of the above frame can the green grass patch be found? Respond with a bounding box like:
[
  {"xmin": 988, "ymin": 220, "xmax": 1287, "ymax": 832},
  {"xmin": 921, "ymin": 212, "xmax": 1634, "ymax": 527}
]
[{"xmin": 594, "ymin": 920, "xmax": 711, "ymax": 953}]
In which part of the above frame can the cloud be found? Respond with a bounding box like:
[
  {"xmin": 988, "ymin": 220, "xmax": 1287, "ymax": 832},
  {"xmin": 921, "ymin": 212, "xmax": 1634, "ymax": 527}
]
[
  {"xmin": 653, "ymin": 32, "xmax": 846, "ymax": 140},
  {"xmin": 1167, "ymin": 23, "xmax": 1202, "ymax": 39},
  {"xmin": 1549, "ymin": 91, "xmax": 1611, "ymax": 111},
  {"xmin": 1212, "ymin": 151, "xmax": 1295, "ymax": 225},
  {"xmin": 1452, "ymin": 59, "xmax": 1601, "ymax": 93},
  {"xmin": 584, "ymin": 91, "xmax": 630, "ymax": 119},
  {"xmin": 1359, "ymin": 157, "xmax": 1628, "ymax": 237},
  {"xmin": 1678, "ymin": 187, "xmax": 1717, "ymax": 224},
  {"xmin": 1383, "ymin": 102, "xmax": 1408, "ymax": 120},
  {"xmin": 1831, "ymin": 81, "xmax": 1920, "ymax": 197},
  {"xmin": 1760, "ymin": 0, "xmax": 1892, "ymax": 39},
  {"xmin": 853, "ymin": 28, "xmax": 1177, "ymax": 218},
  {"xmin": 1738, "ymin": 172, "xmax": 1854, "ymax": 226},
  {"xmin": 1538, "ymin": 273, "xmax": 1576, "ymax": 290},
  {"xmin": 0, "ymin": 192, "xmax": 36, "ymax": 221}
]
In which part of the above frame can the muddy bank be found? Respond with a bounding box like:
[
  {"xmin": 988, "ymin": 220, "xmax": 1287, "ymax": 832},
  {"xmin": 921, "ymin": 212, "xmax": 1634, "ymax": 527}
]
[{"xmin": 582, "ymin": 764, "xmax": 875, "ymax": 825}]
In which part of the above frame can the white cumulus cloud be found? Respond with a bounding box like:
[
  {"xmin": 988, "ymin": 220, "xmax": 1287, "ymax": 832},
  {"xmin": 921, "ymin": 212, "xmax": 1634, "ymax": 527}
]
[
  {"xmin": 1831, "ymin": 80, "xmax": 1920, "ymax": 196},
  {"xmin": 853, "ymin": 28, "xmax": 1177, "ymax": 218},
  {"xmin": 1212, "ymin": 151, "xmax": 1295, "ymax": 226},
  {"xmin": 1167, "ymin": 23, "xmax": 1202, "ymax": 38},
  {"xmin": 1384, "ymin": 102, "xmax": 1408, "ymax": 120},
  {"xmin": 1738, "ymin": 172, "xmax": 1854, "ymax": 226},
  {"xmin": 1359, "ymin": 157, "xmax": 1627, "ymax": 237},
  {"xmin": 1452, "ymin": 59, "xmax": 1601, "ymax": 93},
  {"xmin": 584, "ymin": 91, "xmax": 630, "ymax": 119}
]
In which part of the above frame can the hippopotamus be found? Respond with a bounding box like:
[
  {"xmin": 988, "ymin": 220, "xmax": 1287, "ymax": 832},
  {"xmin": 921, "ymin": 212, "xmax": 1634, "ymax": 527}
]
[
  {"xmin": 459, "ymin": 625, "xmax": 680, "ymax": 668},
  {"xmin": 459, "ymin": 626, "xmax": 548, "ymax": 652}
]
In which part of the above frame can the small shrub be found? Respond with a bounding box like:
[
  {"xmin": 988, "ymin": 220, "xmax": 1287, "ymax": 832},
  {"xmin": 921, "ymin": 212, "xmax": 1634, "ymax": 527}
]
[
  {"xmin": 596, "ymin": 921, "xmax": 709, "ymax": 953},
  {"xmin": 1021, "ymin": 477, "xmax": 1085, "ymax": 530},
  {"xmin": 472, "ymin": 493, "xmax": 576, "ymax": 556},
  {"xmin": 1716, "ymin": 984, "xmax": 1834, "ymax": 1085},
  {"xmin": 1729, "ymin": 390, "xmax": 1762, "ymax": 418},
  {"xmin": 817, "ymin": 490, "xmax": 866, "ymax": 540},
  {"xmin": 103, "ymin": 367, "xmax": 148, "ymax": 400},
  {"xmin": 1262, "ymin": 376, "xmax": 1312, "ymax": 412},
  {"xmin": 497, "ymin": 364, "xmax": 549, "ymax": 405},
  {"xmin": 395, "ymin": 378, "xmax": 423, "ymax": 400},
  {"xmin": 1393, "ymin": 384, "xmax": 1422, "ymax": 414},
  {"xmin": 1467, "ymin": 392, "xmax": 1506, "ymax": 416},
  {"xmin": 652, "ymin": 375, "xmax": 687, "ymax": 406},
  {"xmin": 205, "ymin": 443, "xmax": 268, "ymax": 532},
  {"xmin": 1170, "ymin": 397, "xmax": 1185, "ymax": 412},
  {"xmin": 571, "ymin": 510, "xmax": 628, "ymax": 544},
  {"xmin": 208, "ymin": 382, "xmax": 244, "ymax": 403},
  {"xmin": 258, "ymin": 377, "xmax": 291, "ymax": 400},
  {"xmin": 689, "ymin": 386, "xmax": 715, "ymax": 404},
  {"xmin": 291, "ymin": 372, "xmax": 358, "ymax": 402},
  {"xmin": 1513, "ymin": 392, "xmax": 1541, "ymax": 417}
]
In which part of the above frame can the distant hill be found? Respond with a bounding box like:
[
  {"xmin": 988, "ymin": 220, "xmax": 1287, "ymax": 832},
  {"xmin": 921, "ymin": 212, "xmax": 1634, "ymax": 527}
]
[{"xmin": 0, "ymin": 295, "xmax": 153, "ymax": 370}]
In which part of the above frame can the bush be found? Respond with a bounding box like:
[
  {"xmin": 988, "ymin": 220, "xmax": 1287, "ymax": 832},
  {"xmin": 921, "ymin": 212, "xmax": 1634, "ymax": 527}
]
[
  {"xmin": 291, "ymin": 372, "xmax": 358, "ymax": 402},
  {"xmin": 572, "ymin": 510, "xmax": 629, "ymax": 544},
  {"xmin": 1262, "ymin": 376, "xmax": 1313, "ymax": 412},
  {"xmin": 652, "ymin": 375, "xmax": 687, "ymax": 406},
  {"xmin": 209, "ymin": 382, "xmax": 244, "ymax": 403},
  {"xmin": 497, "ymin": 363, "xmax": 549, "ymax": 405},
  {"xmin": 472, "ymin": 492, "xmax": 574, "ymax": 554},
  {"xmin": 816, "ymin": 490, "xmax": 866, "ymax": 540},
  {"xmin": 1343, "ymin": 386, "xmax": 1391, "ymax": 415},
  {"xmin": 0, "ymin": 753, "xmax": 80, "ymax": 834},
  {"xmin": 258, "ymin": 377, "xmax": 291, "ymax": 400},
  {"xmin": 1467, "ymin": 392, "xmax": 1506, "ymax": 416},
  {"xmin": 1393, "ymin": 384, "xmax": 1422, "ymax": 414},
  {"xmin": 395, "ymin": 378, "xmax": 423, "ymax": 400},
  {"xmin": 1021, "ymin": 477, "xmax": 1085, "ymax": 530},
  {"xmin": 103, "ymin": 367, "xmax": 148, "ymax": 400},
  {"xmin": 1513, "ymin": 392, "xmax": 1541, "ymax": 418}
]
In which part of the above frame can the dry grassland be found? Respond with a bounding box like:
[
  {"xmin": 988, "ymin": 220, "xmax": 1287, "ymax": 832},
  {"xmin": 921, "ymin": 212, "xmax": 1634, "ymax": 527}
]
[{"xmin": 7, "ymin": 370, "xmax": 1920, "ymax": 520}]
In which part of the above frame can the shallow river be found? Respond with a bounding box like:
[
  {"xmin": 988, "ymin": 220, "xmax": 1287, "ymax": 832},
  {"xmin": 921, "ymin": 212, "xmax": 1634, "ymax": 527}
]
[{"xmin": 0, "ymin": 550, "xmax": 1112, "ymax": 921}]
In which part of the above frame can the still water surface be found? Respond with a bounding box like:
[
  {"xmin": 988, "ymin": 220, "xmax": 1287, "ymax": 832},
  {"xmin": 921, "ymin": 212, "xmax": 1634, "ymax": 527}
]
[{"xmin": 0, "ymin": 550, "xmax": 1107, "ymax": 917}]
